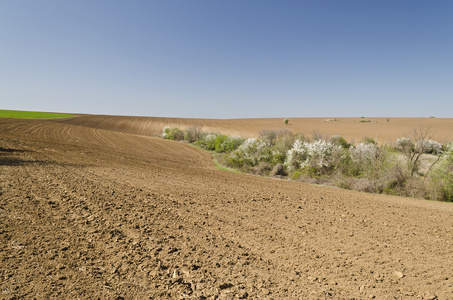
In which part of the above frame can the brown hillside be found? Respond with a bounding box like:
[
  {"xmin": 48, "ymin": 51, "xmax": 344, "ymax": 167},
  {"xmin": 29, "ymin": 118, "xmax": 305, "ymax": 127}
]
[{"xmin": 58, "ymin": 115, "xmax": 453, "ymax": 144}]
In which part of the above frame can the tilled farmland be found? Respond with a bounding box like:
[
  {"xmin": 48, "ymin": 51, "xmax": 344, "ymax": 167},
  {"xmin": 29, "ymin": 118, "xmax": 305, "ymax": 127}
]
[{"xmin": 1, "ymin": 116, "xmax": 452, "ymax": 299}]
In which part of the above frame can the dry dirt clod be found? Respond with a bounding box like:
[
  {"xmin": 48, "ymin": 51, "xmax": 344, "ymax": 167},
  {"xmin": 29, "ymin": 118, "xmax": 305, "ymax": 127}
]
[
  {"xmin": 425, "ymin": 292, "xmax": 438, "ymax": 300},
  {"xmin": 261, "ymin": 288, "xmax": 270, "ymax": 295},
  {"xmin": 394, "ymin": 271, "xmax": 404, "ymax": 278},
  {"xmin": 238, "ymin": 290, "xmax": 248, "ymax": 299}
]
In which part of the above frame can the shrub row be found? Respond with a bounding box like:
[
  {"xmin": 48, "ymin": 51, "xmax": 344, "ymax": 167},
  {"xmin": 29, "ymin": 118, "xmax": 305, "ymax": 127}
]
[
  {"xmin": 162, "ymin": 127, "xmax": 453, "ymax": 202},
  {"xmin": 162, "ymin": 126, "xmax": 244, "ymax": 153}
]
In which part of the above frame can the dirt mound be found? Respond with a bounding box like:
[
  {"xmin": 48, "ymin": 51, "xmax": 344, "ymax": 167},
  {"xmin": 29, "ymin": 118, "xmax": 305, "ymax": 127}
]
[{"xmin": 1, "ymin": 116, "xmax": 453, "ymax": 299}]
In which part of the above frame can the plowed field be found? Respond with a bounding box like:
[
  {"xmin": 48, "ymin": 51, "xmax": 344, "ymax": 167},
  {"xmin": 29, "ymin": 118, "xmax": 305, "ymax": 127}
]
[
  {"xmin": 58, "ymin": 115, "xmax": 453, "ymax": 143},
  {"xmin": 1, "ymin": 115, "xmax": 452, "ymax": 299}
]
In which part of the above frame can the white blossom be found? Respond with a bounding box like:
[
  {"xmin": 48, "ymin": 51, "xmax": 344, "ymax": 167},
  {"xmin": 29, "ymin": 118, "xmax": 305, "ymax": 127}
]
[
  {"xmin": 397, "ymin": 137, "xmax": 414, "ymax": 148},
  {"xmin": 350, "ymin": 143, "xmax": 377, "ymax": 163},
  {"xmin": 285, "ymin": 139, "xmax": 342, "ymax": 171},
  {"xmin": 416, "ymin": 139, "xmax": 442, "ymax": 154},
  {"xmin": 231, "ymin": 138, "xmax": 271, "ymax": 165},
  {"xmin": 447, "ymin": 142, "xmax": 453, "ymax": 153}
]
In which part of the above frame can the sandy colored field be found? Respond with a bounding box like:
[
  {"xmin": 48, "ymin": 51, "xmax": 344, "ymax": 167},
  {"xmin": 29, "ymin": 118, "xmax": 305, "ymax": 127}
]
[
  {"xmin": 1, "ymin": 115, "xmax": 453, "ymax": 299},
  {"xmin": 59, "ymin": 114, "xmax": 453, "ymax": 144}
]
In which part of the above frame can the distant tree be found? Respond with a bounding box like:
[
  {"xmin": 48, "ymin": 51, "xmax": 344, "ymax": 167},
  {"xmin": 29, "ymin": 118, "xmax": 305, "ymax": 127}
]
[{"xmin": 284, "ymin": 118, "xmax": 289, "ymax": 125}]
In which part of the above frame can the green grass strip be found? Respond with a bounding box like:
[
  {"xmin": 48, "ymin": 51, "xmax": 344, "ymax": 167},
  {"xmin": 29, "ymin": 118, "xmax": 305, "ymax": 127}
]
[
  {"xmin": 212, "ymin": 154, "xmax": 243, "ymax": 174},
  {"xmin": 0, "ymin": 110, "xmax": 75, "ymax": 119},
  {"xmin": 185, "ymin": 142, "xmax": 243, "ymax": 174}
]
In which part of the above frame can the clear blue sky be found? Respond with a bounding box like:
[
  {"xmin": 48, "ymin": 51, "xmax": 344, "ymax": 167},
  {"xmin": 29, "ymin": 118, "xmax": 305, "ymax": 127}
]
[{"xmin": 1, "ymin": 1, "xmax": 452, "ymax": 118}]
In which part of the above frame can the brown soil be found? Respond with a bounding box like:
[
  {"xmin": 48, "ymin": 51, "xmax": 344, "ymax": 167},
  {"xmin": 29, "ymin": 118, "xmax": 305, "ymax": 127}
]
[
  {"xmin": 59, "ymin": 115, "xmax": 453, "ymax": 143},
  {"xmin": 1, "ymin": 116, "xmax": 452, "ymax": 299}
]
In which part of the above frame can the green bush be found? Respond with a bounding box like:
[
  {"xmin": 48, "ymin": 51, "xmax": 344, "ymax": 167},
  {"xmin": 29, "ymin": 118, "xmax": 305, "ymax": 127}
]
[
  {"xmin": 330, "ymin": 135, "xmax": 350, "ymax": 148},
  {"xmin": 160, "ymin": 126, "xmax": 452, "ymax": 202},
  {"xmin": 197, "ymin": 134, "xmax": 222, "ymax": 151},
  {"xmin": 271, "ymin": 131, "xmax": 302, "ymax": 162},
  {"xmin": 213, "ymin": 134, "xmax": 229, "ymax": 152},
  {"xmin": 429, "ymin": 143, "xmax": 453, "ymax": 201},
  {"xmin": 197, "ymin": 133, "xmax": 244, "ymax": 153},
  {"xmin": 348, "ymin": 143, "xmax": 392, "ymax": 178},
  {"xmin": 196, "ymin": 133, "xmax": 215, "ymax": 150},
  {"xmin": 217, "ymin": 136, "xmax": 244, "ymax": 153},
  {"xmin": 362, "ymin": 137, "xmax": 377, "ymax": 145},
  {"xmin": 226, "ymin": 138, "xmax": 274, "ymax": 169},
  {"xmin": 336, "ymin": 152, "xmax": 361, "ymax": 177},
  {"xmin": 432, "ymin": 173, "xmax": 453, "ymax": 202},
  {"xmin": 162, "ymin": 127, "xmax": 184, "ymax": 141},
  {"xmin": 290, "ymin": 170, "xmax": 302, "ymax": 180}
]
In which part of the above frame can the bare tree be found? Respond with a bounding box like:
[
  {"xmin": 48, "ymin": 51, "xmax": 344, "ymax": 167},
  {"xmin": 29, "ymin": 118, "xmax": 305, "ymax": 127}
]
[
  {"xmin": 312, "ymin": 130, "xmax": 326, "ymax": 141},
  {"xmin": 184, "ymin": 125, "xmax": 203, "ymax": 143},
  {"xmin": 259, "ymin": 129, "xmax": 278, "ymax": 145},
  {"xmin": 397, "ymin": 127, "xmax": 437, "ymax": 176},
  {"xmin": 259, "ymin": 129, "xmax": 293, "ymax": 146}
]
